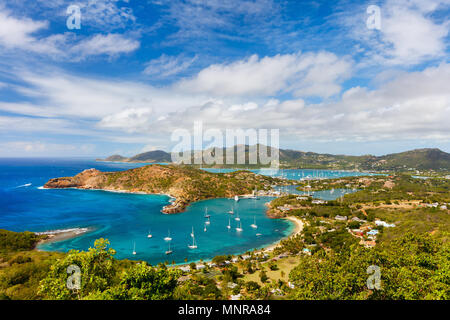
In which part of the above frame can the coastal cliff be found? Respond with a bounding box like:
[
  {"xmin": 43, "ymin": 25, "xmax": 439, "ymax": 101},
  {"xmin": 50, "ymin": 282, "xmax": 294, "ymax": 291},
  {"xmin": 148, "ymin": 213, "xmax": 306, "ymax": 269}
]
[{"xmin": 44, "ymin": 164, "xmax": 282, "ymax": 213}]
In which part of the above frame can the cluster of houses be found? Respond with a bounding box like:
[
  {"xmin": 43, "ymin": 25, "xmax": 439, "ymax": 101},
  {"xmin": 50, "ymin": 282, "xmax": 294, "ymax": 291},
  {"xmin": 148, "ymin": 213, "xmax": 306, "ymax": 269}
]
[
  {"xmin": 347, "ymin": 218, "xmax": 396, "ymax": 248},
  {"xmin": 423, "ymin": 202, "xmax": 448, "ymax": 210}
]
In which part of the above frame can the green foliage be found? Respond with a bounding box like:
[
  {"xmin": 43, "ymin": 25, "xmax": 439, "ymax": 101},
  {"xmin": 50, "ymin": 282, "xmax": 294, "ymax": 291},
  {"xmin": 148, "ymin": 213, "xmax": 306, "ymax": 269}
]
[
  {"xmin": 0, "ymin": 230, "xmax": 41, "ymax": 253},
  {"xmin": 39, "ymin": 238, "xmax": 117, "ymax": 299},
  {"xmin": 89, "ymin": 262, "xmax": 180, "ymax": 300},
  {"xmin": 289, "ymin": 233, "xmax": 449, "ymax": 300}
]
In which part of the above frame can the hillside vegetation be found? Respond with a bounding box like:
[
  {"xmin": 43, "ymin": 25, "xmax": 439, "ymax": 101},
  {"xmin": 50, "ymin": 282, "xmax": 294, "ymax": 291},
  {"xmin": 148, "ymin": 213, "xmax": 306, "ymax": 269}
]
[{"xmin": 44, "ymin": 164, "xmax": 282, "ymax": 213}]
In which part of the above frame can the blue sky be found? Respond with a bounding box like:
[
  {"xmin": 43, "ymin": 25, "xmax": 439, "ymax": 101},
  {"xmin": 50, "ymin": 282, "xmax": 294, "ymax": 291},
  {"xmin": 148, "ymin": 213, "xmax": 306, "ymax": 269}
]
[{"xmin": 0, "ymin": 0, "xmax": 449, "ymax": 157}]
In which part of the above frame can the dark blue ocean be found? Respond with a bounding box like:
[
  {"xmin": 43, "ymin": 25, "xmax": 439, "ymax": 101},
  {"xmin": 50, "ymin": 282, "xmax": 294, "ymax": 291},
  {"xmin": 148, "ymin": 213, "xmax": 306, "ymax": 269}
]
[{"xmin": 0, "ymin": 158, "xmax": 367, "ymax": 264}]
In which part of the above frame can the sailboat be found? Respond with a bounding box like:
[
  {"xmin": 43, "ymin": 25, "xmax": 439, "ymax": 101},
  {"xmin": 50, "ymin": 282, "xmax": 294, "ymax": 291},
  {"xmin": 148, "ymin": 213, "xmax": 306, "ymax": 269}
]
[
  {"xmin": 165, "ymin": 241, "xmax": 173, "ymax": 255},
  {"xmin": 147, "ymin": 229, "xmax": 153, "ymax": 238},
  {"xmin": 227, "ymin": 218, "xmax": 231, "ymax": 229},
  {"xmin": 236, "ymin": 221, "xmax": 243, "ymax": 232},
  {"xmin": 188, "ymin": 228, "xmax": 197, "ymax": 249},
  {"xmin": 234, "ymin": 211, "xmax": 240, "ymax": 221},
  {"xmin": 234, "ymin": 195, "xmax": 239, "ymax": 202},
  {"xmin": 205, "ymin": 216, "xmax": 211, "ymax": 225},
  {"xmin": 204, "ymin": 222, "xmax": 207, "ymax": 232},
  {"xmin": 228, "ymin": 207, "xmax": 234, "ymax": 214},
  {"xmin": 164, "ymin": 230, "xmax": 172, "ymax": 241},
  {"xmin": 204, "ymin": 207, "xmax": 210, "ymax": 218},
  {"xmin": 250, "ymin": 216, "xmax": 257, "ymax": 229},
  {"xmin": 132, "ymin": 242, "xmax": 136, "ymax": 255}
]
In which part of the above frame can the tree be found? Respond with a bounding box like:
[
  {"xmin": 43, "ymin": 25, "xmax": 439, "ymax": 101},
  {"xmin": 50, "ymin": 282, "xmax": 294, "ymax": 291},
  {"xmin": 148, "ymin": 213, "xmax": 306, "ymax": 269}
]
[{"xmin": 39, "ymin": 238, "xmax": 117, "ymax": 300}]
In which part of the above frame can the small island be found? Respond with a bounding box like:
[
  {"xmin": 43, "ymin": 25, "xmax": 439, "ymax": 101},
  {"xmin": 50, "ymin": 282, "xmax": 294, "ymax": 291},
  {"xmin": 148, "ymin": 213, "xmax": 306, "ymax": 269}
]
[{"xmin": 43, "ymin": 164, "xmax": 289, "ymax": 214}]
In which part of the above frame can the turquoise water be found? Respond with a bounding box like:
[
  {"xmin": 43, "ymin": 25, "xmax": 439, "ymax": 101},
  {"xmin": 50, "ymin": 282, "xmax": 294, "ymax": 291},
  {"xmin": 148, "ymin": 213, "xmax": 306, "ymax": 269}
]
[
  {"xmin": 0, "ymin": 159, "xmax": 368, "ymax": 265},
  {"xmin": 273, "ymin": 185, "xmax": 358, "ymax": 200},
  {"xmin": 202, "ymin": 168, "xmax": 376, "ymax": 180}
]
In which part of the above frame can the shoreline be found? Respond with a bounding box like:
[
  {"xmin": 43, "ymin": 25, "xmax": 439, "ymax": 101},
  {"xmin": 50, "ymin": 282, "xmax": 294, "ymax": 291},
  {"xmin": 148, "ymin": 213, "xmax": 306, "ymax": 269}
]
[
  {"xmin": 35, "ymin": 227, "xmax": 92, "ymax": 249},
  {"xmin": 261, "ymin": 216, "xmax": 304, "ymax": 253}
]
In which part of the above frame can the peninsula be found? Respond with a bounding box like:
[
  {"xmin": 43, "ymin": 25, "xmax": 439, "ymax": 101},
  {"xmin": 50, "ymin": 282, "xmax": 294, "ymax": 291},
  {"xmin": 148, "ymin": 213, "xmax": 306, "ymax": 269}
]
[{"xmin": 43, "ymin": 164, "xmax": 287, "ymax": 213}]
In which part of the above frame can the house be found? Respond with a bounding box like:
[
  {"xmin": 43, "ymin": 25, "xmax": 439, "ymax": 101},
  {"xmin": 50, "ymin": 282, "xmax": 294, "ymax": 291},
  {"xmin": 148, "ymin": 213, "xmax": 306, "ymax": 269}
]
[
  {"xmin": 367, "ymin": 229, "xmax": 379, "ymax": 236},
  {"xmin": 230, "ymin": 294, "xmax": 241, "ymax": 300},
  {"xmin": 231, "ymin": 257, "xmax": 239, "ymax": 263},
  {"xmin": 375, "ymin": 220, "xmax": 395, "ymax": 228},
  {"xmin": 302, "ymin": 248, "xmax": 311, "ymax": 255},
  {"xmin": 335, "ymin": 215, "xmax": 348, "ymax": 221},
  {"xmin": 351, "ymin": 217, "xmax": 367, "ymax": 223},
  {"xmin": 296, "ymin": 196, "xmax": 309, "ymax": 201},
  {"xmin": 425, "ymin": 203, "xmax": 439, "ymax": 208},
  {"xmin": 360, "ymin": 239, "xmax": 376, "ymax": 248},
  {"xmin": 312, "ymin": 199, "xmax": 327, "ymax": 205},
  {"xmin": 241, "ymin": 254, "xmax": 251, "ymax": 260},
  {"xmin": 440, "ymin": 205, "xmax": 448, "ymax": 210},
  {"xmin": 196, "ymin": 264, "xmax": 206, "ymax": 270},
  {"xmin": 288, "ymin": 282, "xmax": 295, "ymax": 289},
  {"xmin": 207, "ymin": 262, "xmax": 217, "ymax": 267},
  {"xmin": 227, "ymin": 282, "xmax": 238, "ymax": 289},
  {"xmin": 179, "ymin": 266, "xmax": 191, "ymax": 272}
]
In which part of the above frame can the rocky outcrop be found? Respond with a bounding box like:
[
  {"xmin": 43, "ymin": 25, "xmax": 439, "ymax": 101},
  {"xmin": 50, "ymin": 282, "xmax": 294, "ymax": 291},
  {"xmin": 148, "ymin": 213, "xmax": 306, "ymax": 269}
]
[{"xmin": 44, "ymin": 169, "xmax": 106, "ymax": 189}]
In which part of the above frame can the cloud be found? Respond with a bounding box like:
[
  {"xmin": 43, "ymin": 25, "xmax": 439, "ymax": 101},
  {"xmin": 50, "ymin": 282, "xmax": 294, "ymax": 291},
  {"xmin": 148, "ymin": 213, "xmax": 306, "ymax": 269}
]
[
  {"xmin": 70, "ymin": 33, "xmax": 140, "ymax": 60},
  {"xmin": 0, "ymin": 140, "xmax": 95, "ymax": 156},
  {"xmin": 143, "ymin": 54, "xmax": 198, "ymax": 77},
  {"xmin": 340, "ymin": 0, "xmax": 450, "ymax": 66},
  {"xmin": 176, "ymin": 51, "xmax": 352, "ymax": 98},
  {"xmin": 151, "ymin": 63, "xmax": 450, "ymax": 142},
  {"xmin": 0, "ymin": 7, "xmax": 140, "ymax": 60},
  {"xmin": 99, "ymin": 108, "xmax": 153, "ymax": 132}
]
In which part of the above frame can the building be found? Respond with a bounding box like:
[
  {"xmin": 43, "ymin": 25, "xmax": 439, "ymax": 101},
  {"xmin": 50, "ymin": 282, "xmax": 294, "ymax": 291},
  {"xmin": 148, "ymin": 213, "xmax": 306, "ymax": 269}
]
[
  {"xmin": 179, "ymin": 266, "xmax": 191, "ymax": 272},
  {"xmin": 312, "ymin": 199, "xmax": 327, "ymax": 205},
  {"xmin": 375, "ymin": 220, "xmax": 395, "ymax": 228},
  {"xmin": 367, "ymin": 229, "xmax": 379, "ymax": 236},
  {"xmin": 335, "ymin": 215, "xmax": 348, "ymax": 221}
]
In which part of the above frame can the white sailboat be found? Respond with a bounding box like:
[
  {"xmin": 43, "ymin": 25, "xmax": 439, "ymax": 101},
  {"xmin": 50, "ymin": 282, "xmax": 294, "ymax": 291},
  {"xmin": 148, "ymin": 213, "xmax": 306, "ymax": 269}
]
[
  {"xmin": 188, "ymin": 228, "xmax": 197, "ymax": 249},
  {"xmin": 204, "ymin": 222, "xmax": 207, "ymax": 232},
  {"xmin": 250, "ymin": 216, "xmax": 257, "ymax": 229},
  {"xmin": 234, "ymin": 211, "xmax": 240, "ymax": 221},
  {"xmin": 205, "ymin": 216, "xmax": 211, "ymax": 225},
  {"xmin": 147, "ymin": 229, "xmax": 153, "ymax": 238},
  {"xmin": 165, "ymin": 241, "xmax": 173, "ymax": 255},
  {"xmin": 227, "ymin": 218, "xmax": 231, "ymax": 229},
  {"xmin": 204, "ymin": 207, "xmax": 210, "ymax": 218},
  {"xmin": 234, "ymin": 195, "xmax": 239, "ymax": 202},
  {"xmin": 228, "ymin": 207, "xmax": 234, "ymax": 214},
  {"xmin": 164, "ymin": 230, "xmax": 172, "ymax": 241},
  {"xmin": 132, "ymin": 242, "xmax": 136, "ymax": 255},
  {"xmin": 236, "ymin": 221, "xmax": 243, "ymax": 232}
]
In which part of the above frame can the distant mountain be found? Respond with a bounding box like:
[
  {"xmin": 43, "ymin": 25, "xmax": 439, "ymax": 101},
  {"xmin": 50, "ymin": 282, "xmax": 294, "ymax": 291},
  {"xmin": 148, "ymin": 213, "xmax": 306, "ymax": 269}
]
[
  {"xmin": 98, "ymin": 154, "xmax": 127, "ymax": 162},
  {"xmin": 97, "ymin": 150, "xmax": 171, "ymax": 163},
  {"xmin": 128, "ymin": 150, "xmax": 172, "ymax": 163},
  {"xmin": 98, "ymin": 146, "xmax": 450, "ymax": 171},
  {"xmin": 374, "ymin": 148, "xmax": 450, "ymax": 171}
]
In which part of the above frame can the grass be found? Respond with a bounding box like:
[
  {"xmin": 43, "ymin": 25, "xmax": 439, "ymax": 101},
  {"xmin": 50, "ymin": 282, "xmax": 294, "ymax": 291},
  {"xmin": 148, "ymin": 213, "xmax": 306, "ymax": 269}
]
[{"xmin": 241, "ymin": 256, "xmax": 300, "ymax": 285}]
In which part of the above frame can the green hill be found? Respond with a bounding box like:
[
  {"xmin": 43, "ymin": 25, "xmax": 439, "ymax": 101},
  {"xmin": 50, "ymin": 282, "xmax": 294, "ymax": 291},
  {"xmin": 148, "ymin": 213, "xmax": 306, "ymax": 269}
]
[{"xmin": 98, "ymin": 146, "xmax": 450, "ymax": 172}]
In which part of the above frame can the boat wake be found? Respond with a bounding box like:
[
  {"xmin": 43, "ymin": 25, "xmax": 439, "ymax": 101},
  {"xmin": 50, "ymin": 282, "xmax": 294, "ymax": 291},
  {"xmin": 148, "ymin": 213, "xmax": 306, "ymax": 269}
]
[{"xmin": 15, "ymin": 183, "xmax": 32, "ymax": 188}]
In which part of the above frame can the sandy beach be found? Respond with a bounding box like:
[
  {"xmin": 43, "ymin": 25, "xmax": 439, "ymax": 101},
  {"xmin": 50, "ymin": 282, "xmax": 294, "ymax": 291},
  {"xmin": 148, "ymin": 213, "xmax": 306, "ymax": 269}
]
[
  {"xmin": 35, "ymin": 228, "xmax": 91, "ymax": 249},
  {"xmin": 262, "ymin": 216, "xmax": 304, "ymax": 252}
]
